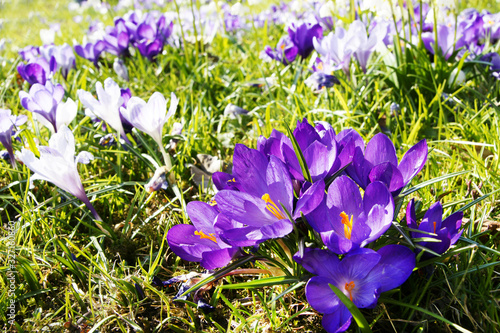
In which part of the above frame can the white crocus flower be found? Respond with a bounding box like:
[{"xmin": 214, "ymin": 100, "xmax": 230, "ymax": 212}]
[
  {"xmin": 17, "ymin": 126, "xmax": 100, "ymax": 220},
  {"xmin": 121, "ymin": 92, "xmax": 178, "ymax": 168},
  {"xmin": 77, "ymin": 78, "xmax": 129, "ymax": 143}
]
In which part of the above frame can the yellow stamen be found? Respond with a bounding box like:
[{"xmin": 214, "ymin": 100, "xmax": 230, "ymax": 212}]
[
  {"xmin": 194, "ymin": 230, "xmax": 217, "ymax": 243},
  {"xmin": 345, "ymin": 281, "xmax": 355, "ymax": 301},
  {"xmin": 280, "ymin": 44, "xmax": 286, "ymax": 50},
  {"xmin": 209, "ymin": 199, "xmax": 217, "ymax": 206},
  {"xmin": 317, "ymin": 62, "xmax": 323, "ymax": 70},
  {"xmin": 228, "ymin": 178, "xmax": 236, "ymax": 183},
  {"xmin": 340, "ymin": 211, "xmax": 353, "ymax": 240},
  {"xmin": 261, "ymin": 193, "xmax": 286, "ymax": 220}
]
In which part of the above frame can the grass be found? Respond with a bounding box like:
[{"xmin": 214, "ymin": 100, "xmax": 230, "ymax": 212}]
[{"xmin": 1, "ymin": 0, "xmax": 499, "ymax": 332}]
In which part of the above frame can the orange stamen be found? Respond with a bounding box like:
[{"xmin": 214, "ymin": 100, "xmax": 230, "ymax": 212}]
[
  {"xmin": 340, "ymin": 212, "xmax": 353, "ymax": 240},
  {"xmin": 345, "ymin": 281, "xmax": 355, "ymax": 301},
  {"xmin": 433, "ymin": 221, "xmax": 437, "ymax": 234},
  {"xmin": 261, "ymin": 193, "xmax": 286, "ymax": 220},
  {"xmin": 194, "ymin": 230, "xmax": 217, "ymax": 243}
]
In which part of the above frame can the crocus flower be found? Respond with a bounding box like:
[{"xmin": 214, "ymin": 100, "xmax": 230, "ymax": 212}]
[
  {"xmin": 346, "ymin": 133, "xmax": 428, "ymax": 195},
  {"xmin": 77, "ymin": 78, "xmax": 130, "ymax": 143},
  {"xmin": 39, "ymin": 44, "xmax": 76, "ymax": 78},
  {"xmin": 103, "ymin": 18, "xmax": 130, "ymax": 56},
  {"xmin": 167, "ymin": 201, "xmax": 241, "ymax": 269},
  {"xmin": 74, "ymin": 41, "xmax": 106, "ymax": 66},
  {"xmin": 294, "ymin": 245, "xmax": 415, "ymax": 333},
  {"xmin": 0, "ymin": 109, "xmax": 27, "ymax": 167},
  {"xmin": 17, "ymin": 57, "xmax": 55, "ymax": 85},
  {"xmin": 19, "ymin": 81, "xmax": 77, "ymax": 133},
  {"xmin": 422, "ymin": 24, "xmax": 465, "ymax": 60},
  {"xmin": 313, "ymin": 20, "xmax": 364, "ymax": 74},
  {"xmin": 288, "ymin": 22, "xmax": 323, "ymax": 59},
  {"xmin": 262, "ymin": 36, "xmax": 298, "ymax": 65},
  {"xmin": 17, "ymin": 126, "xmax": 100, "ymax": 220},
  {"xmin": 257, "ymin": 119, "xmax": 354, "ymax": 184},
  {"xmin": 19, "ymin": 45, "xmax": 40, "ymax": 61},
  {"xmin": 305, "ymin": 175, "xmax": 394, "ymax": 254},
  {"xmin": 213, "ymin": 144, "xmax": 323, "ymax": 246},
  {"xmin": 120, "ymin": 91, "xmax": 178, "ymax": 164},
  {"xmin": 406, "ymin": 199, "xmax": 463, "ymax": 258}
]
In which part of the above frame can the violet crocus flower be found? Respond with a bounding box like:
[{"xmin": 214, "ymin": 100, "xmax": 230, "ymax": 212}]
[
  {"xmin": 213, "ymin": 144, "xmax": 323, "ymax": 246},
  {"xmin": 19, "ymin": 45, "xmax": 40, "ymax": 62},
  {"xmin": 17, "ymin": 126, "xmax": 100, "ymax": 220},
  {"xmin": 19, "ymin": 81, "xmax": 77, "ymax": 133},
  {"xmin": 406, "ymin": 199, "xmax": 463, "ymax": 258},
  {"xmin": 288, "ymin": 22, "xmax": 323, "ymax": 59},
  {"xmin": 304, "ymin": 175, "xmax": 394, "ymax": 254},
  {"xmin": 134, "ymin": 15, "xmax": 173, "ymax": 61},
  {"xmin": 77, "ymin": 78, "xmax": 130, "ymax": 143},
  {"xmin": 346, "ymin": 133, "xmax": 428, "ymax": 195},
  {"xmin": 262, "ymin": 36, "xmax": 298, "ymax": 65},
  {"xmin": 17, "ymin": 57, "xmax": 55, "ymax": 85},
  {"xmin": 167, "ymin": 201, "xmax": 241, "ymax": 269},
  {"xmin": 120, "ymin": 91, "xmax": 178, "ymax": 167},
  {"xmin": 103, "ymin": 18, "xmax": 130, "ymax": 56},
  {"xmin": 39, "ymin": 44, "xmax": 76, "ymax": 78},
  {"xmin": 313, "ymin": 20, "xmax": 364, "ymax": 74},
  {"xmin": 422, "ymin": 24, "xmax": 465, "ymax": 60},
  {"xmin": 257, "ymin": 119, "xmax": 354, "ymax": 184},
  {"xmin": 0, "ymin": 109, "xmax": 27, "ymax": 167},
  {"xmin": 294, "ymin": 245, "xmax": 415, "ymax": 333},
  {"xmin": 74, "ymin": 41, "xmax": 106, "ymax": 66}
]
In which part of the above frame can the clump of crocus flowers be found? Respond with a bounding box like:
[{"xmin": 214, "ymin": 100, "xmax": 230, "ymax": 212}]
[{"xmin": 166, "ymin": 118, "xmax": 464, "ymax": 333}]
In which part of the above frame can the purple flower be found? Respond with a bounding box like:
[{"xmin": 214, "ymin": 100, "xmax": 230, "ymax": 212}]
[
  {"xmin": 422, "ymin": 25, "xmax": 465, "ymax": 60},
  {"xmin": 19, "ymin": 81, "xmax": 77, "ymax": 133},
  {"xmin": 346, "ymin": 133, "xmax": 428, "ymax": 195},
  {"xmin": 17, "ymin": 126, "xmax": 100, "ymax": 220},
  {"xmin": 103, "ymin": 18, "xmax": 130, "ymax": 56},
  {"xmin": 134, "ymin": 15, "xmax": 173, "ymax": 60},
  {"xmin": 304, "ymin": 71, "xmax": 340, "ymax": 91},
  {"xmin": 480, "ymin": 52, "xmax": 500, "ymax": 78},
  {"xmin": 17, "ymin": 57, "xmax": 55, "ymax": 85},
  {"xmin": 305, "ymin": 175, "xmax": 394, "ymax": 254},
  {"xmin": 19, "ymin": 45, "xmax": 40, "ymax": 62},
  {"xmin": 288, "ymin": 22, "xmax": 323, "ymax": 59},
  {"xmin": 257, "ymin": 119, "xmax": 354, "ymax": 184},
  {"xmin": 74, "ymin": 41, "xmax": 106, "ymax": 66},
  {"xmin": 262, "ymin": 36, "xmax": 298, "ymax": 65},
  {"xmin": 167, "ymin": 201, "xmax": 241, "ymax": 269},
  {"xmin": 406, "ymin": 199, "xmax": 463, "ymax": 258},
  {"xmin": 313, "ymin": 20, "xmax": 365, "ymax": 75},
  {"xmin": 39, "ymin": 44, "xmax": 76, "ymax": 78},
  {"xmin": 294, "ymin": 245, "xmax": 415, "ymax": 333},
  {"xmin": 0, "ymin": 109, "xmax": 27, "ymax": 167}
]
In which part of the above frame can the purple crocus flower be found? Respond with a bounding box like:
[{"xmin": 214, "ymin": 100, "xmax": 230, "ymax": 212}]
[
  {"xmin": 19, "ymin": 81, "xmax": 77, "ymax": 133},
  {"xmin": 262, "ymin": 36, "xmax": 298, "ymax": 65},
  {"xmin": 480, "ymin": 52, "xmax": 500, "ymax": 78},
  {"xmin": 422, "ymin": 24, "xmax": 465, "ymax": 60},
  {"xmin": 313, "ymin": 20, "xmax": 364, "ymax": 75},
  {"xmin": 257, "ymin": 119, "xmax": 354, "ymax": 184},
  {"xmin": 406, "ymin": 199, "xmax": 463, "ymax": 258},
  {"xmin": 213, "ymin": 144, "xmax": 323, "ymax": 246},
  {"xmin": 0, "ymin": 109, "xmax": 27, "ymax": 167},
  {"xmin": 17, "ymin": 126, "xmax": 100, "ymax": 220},
  {"xmin": 346, "ymin": 133, "xmax": 428, "ymax": 195},
  {"xmin": 17, "ymin": 58, "xmax": 52, "ymax": 85},
  {"xmin": 74, "ymin": 41, "xmax": 106, "ymax": 66},
  {"xmin": 288, "ymin": 22, "xmax": 323, "ymax": 59},
  {"xmin": 19, "ymin": 45, "xmax": 40, "ymax": 62},
  {"xmin": 39, "ymin": 44, "xmax": 76, "ymax": 79},
  {"xmin": 167, "ymin": 201, "xmax": 241, "ymax": 269},
  {"xmin": 103, "ymin": 18, "xmax": 130, "ymax": 57},
  {"xmin": 304, "ymin": 175, "xmax": 394, "ymax": 254},
  {"xmin": 294, "ymin": 245, "xmax": 415, "ymax": 333},
  {"xmin": 134, "ymin": 15, "xmax": 173, "ymax": 60}
]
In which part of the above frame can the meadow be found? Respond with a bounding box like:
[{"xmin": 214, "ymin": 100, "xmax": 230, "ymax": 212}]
[{"xmin": 0, "ymin": 0, "xmax": 499, "ymax": 332}]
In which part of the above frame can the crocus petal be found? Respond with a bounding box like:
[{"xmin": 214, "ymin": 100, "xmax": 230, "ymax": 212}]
[
  {"xmin": 420, "ymin": 201, "xmax": 443, "ymax": 233},
  {"xmin": 398, "ymin": 139, "xmax": 428, "ymax": 186},
  {"xmin": 365, "ymin": 244, "xmax": 415, "ymax": 293},
  {"xmin": 232, "ymin": 144, "xmax": 269, "ymax": 196},
  {"xmin": 364, "ymin": 133, "xmax": 398, "ymax": 167},
  {"xmin": 368, "ymin": 162, "xmax": 405, "ymax": 193},
  {"xmin": 321, "ymin": 307, "xmax": 352, "ymax": 333},
  {"xmin": 306, "ymin": 276, "xmax": 340, "ymax": 313},
  {"xmin": 187, "ymin": 201, "xmax": 218, "ymax": 234},
  {"xmin": 201, "ymin": 248, "xmax": 239, "ymax": 270}
]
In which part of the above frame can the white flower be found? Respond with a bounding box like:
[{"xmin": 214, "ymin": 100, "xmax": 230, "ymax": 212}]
[{"xmin": 78, "ymin": 78, "xmax": 128, "ymax": 141}]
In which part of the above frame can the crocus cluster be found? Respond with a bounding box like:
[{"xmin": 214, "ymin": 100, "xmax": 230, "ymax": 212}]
[
  {"xmin": 17, "ymin": 44, "xmax": 76, "ymax": 84},
  {"xmin": 166, "ymin": 117, "xmax": 464, "ymax": 332}
]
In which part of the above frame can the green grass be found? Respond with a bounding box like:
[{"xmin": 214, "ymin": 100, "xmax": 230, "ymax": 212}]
[{"xmin": 1, "ymin": 0, "xmax": 500, "ymax": 332}]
